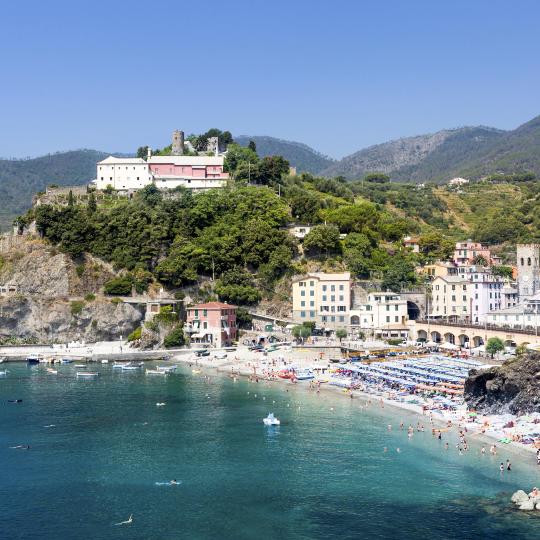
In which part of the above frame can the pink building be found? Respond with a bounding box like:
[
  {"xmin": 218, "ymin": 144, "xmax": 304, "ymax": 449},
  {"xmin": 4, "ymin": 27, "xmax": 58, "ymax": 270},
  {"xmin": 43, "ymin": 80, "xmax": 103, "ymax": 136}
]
[
  {"xmin": 148, "ymin": 155, "xmax": 228, "ymax": 190},
  {"xmin": 453, "ymin": 241, "xmax": 493, "ymax": 266},
  {"xmin": 186, "ymin": 302, "xmax": 237, "ymax": 347}
]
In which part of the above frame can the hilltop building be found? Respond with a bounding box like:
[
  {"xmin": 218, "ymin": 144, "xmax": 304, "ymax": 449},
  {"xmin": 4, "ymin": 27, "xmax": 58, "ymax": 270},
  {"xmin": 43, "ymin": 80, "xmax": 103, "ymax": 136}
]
[
  {"xmin": 93, "ymin": 130, "xmax": 229, "ymax": 192},
  {"xmin": 453, "ymin": 241, "xmax": 495, "ymax": 266}
]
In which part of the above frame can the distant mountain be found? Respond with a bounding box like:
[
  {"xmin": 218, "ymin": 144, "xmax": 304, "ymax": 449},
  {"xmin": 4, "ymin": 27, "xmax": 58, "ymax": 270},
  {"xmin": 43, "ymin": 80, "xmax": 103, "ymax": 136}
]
[
  {"xmin": 235, "ymin": 135, "xmax": 334, "ymax": 174},
  {"xmin": 321, "ymin": 115, "xmax": 540, "ymax": 183},
  {"xmin": 0, "ymin": 149, "xmax": 108, "ymax": 230}
]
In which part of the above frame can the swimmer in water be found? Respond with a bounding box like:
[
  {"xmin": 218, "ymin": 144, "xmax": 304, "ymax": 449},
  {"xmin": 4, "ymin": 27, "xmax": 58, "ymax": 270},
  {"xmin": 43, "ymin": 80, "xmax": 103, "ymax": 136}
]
[
  {"xmin": 170, "ymin": 479, "xmax": 178, "ymax": 485},
  {"xmin": 499, "ymin": 463, "xmax": 504, "ymax": 473},
  {"xmin": 481, "ymin": 445, "xmax": 486, "ymax": 455},
  {"xmin": 115, "ymin": 515, "xmax": 133, "ymax": 526},
  {"xmin": 445, "ymin": 442, "xmax": 449, "ymax": 450},
  {"xmin": 396, "ymin": 448, "xmax": 401, "ymax": 453},
  {"xmin": 506, "ymin": 460, "xmax": 512, "ymax": 471},
  {"xmin": 383, "ymin": 447, "xmax": 388, "ymax": 453}
]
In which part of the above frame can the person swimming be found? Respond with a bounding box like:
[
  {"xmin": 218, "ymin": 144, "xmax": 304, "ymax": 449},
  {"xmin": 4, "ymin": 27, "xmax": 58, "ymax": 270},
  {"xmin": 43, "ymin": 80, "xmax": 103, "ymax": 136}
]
[
  {"xmin": 115, "ymin": 514, "xmax": 133, "ymax": 526},
  {"xmin": 170, "ymin": 479, "xmax": 178, "ymax": 485}
]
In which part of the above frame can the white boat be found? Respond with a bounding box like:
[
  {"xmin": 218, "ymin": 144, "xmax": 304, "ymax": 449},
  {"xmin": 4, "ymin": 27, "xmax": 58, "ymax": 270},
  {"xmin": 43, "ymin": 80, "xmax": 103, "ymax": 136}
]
[
  {"xmin": 121, "ymin": 363, "xmax": 142, "ymax": 371},
  {"xmin": 101, "ymin": 359, "xmax": 109, "ymax": 364},
  {"xmin": 61, "ymin": 358, "xmax": 73, "ymax": 364},
  {"xmin": 146, "ymin": 369, "xmax": 168, "ymax": 376},
  {"xmin": 0, "ymin": 370, "xmax": 7, "ymax": 376},
  {"xmin": 294, "ymin": 368, "xmax": 314, "ymax": 381},
  {"xmin": 263, "ymin": 413, "xmax": 280, "ymax": 426},
  {"xmin": 112, "ymin": 362, "xmax": 127, "ymax": 369},
  {"xmin": 74, "ymin": 364, "xmax": 86, "ymax": 368},
  {"xmin": 156, "ymin": 365, "xmax": 176, "ymax": 373},
  {"xmin": 76, "ymin": 371, "xmax": 99, "ymax": 378},
  {"xmin": 46, "ymin": 368, "xmax": 58, "ymax": 375}
]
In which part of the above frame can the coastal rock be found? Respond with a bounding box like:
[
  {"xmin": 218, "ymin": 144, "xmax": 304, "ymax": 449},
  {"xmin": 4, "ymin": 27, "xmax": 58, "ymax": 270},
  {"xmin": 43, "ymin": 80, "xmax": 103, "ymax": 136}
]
[
  {"xmin": 518, "ymin": 500, "xmax": 535, "ymax": 511},
  {"xmin": 464, "ymin": 353, "xmax": 540, "ymax": 414},
  {"xmin": 0, "ymin": 296, "xmax": 143, "ymax": 343},
  {"xmin": 511, "ymin": 490, "xmax": 529, "ymax": 504}
]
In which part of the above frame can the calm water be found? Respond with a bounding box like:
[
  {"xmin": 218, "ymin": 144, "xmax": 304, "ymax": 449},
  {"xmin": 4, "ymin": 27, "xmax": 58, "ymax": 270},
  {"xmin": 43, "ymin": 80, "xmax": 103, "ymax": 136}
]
[{"xmin": 1, "ymin": 363, "xmax": 540, "ymax": 540}]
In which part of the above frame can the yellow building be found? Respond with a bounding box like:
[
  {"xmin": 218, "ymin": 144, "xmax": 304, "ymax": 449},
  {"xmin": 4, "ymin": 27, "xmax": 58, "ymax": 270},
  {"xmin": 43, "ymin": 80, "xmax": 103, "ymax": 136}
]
[
  {"xmin": 430, "ymin": 276, "xmax": 470, "ymax": 322},
  {"xmin": 417, "ymin": 261, "xmax": 456, "ymax": 279},
  {"xmin": 291, "ymin": 272, "xmax": 351, "ymax": 329}
]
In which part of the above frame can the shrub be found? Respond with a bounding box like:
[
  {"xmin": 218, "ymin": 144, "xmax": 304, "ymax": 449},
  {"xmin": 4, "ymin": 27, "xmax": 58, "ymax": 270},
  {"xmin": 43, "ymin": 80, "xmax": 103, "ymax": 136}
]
[
  {"xmin": 84, "ymin": 293, "xmax": 96, "ymax": 302},
  {"xmin": 70, "ymin": 300, "xmax": 85, "ymax": 316},
  {"xmin": 163, "ymin": 326, "xmax": 185, "ymax": 348},
  {"xmin": 76, "ymin": 264, "xmax": 85, "ymax": 277},
  {"xmin": 91, "ymin": 319, "xmax": 98, "ymax": 328},
  {"xmin": 110, "ymin": 297, "xmax": 122, "ymax": 304},
  {"xmin": 386, "ymin": 338, "xmax": 402, "ymax": 346},
  {"xmin": 154, "ymin": 305, "xmax": 178, "ymax": 325},
  {"xmin": 104, "ymin": 276, "xmax": 133, "ymax": 295},
  {"xmin": 127, "ymin": 326, "xmax": 142, "ymax": 342},
  {"xmin": 174, "ymin": 291, "xmax": 186, "ymax": 300}
]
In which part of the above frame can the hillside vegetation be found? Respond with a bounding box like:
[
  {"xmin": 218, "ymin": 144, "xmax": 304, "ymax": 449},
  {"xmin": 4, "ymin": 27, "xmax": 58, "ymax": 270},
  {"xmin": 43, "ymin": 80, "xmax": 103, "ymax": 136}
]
[
  {"xmin": 0, "ymin": 150, "xmax": 108, "ymax": 230},
  {"xmin": 321, "ymin": 114, "xmax": 540, "ymax": 183}
]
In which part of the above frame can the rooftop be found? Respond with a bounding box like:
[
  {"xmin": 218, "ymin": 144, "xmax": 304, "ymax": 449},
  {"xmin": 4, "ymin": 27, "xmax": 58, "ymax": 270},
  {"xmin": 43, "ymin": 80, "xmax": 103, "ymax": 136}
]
[
  {"xmin": 148, "ymin": 155, "xmax": 225, "ymax": 166},
  {"xmin": 98, "ymin": 156, "xmax": 147, "ymax": 165},
  {"xmin": 189, "ymin": 302, "xmax": 237, "ymax": 310}
]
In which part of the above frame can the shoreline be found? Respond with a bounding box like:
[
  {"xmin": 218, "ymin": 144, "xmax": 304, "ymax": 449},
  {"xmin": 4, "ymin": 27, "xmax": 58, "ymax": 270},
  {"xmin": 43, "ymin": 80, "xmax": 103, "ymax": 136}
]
[{"xmin": 173, "ymin": 351, "xmax": 540, "ymax": 464}]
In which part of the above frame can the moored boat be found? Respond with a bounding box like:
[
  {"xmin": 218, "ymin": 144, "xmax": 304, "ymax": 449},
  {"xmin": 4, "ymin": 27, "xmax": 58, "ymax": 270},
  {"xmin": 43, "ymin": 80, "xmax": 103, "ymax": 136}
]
[
  {"xmin": 263, "ymin": 413, "xmax": 280, "ymax": 426},
  {"xmin": 46, "ymin": 368, "xmax": 58, "ymax": 375},
  {"xmin": 76, "ymin": 371, "xmax": 99, "ymax": 378},
  {"xmin": 27, "ymin": 355, "xmax": 42, "ymax": 365},
  {"xmin": 146, "ymin": 369, "xmax": 168, "ymax": 375}
]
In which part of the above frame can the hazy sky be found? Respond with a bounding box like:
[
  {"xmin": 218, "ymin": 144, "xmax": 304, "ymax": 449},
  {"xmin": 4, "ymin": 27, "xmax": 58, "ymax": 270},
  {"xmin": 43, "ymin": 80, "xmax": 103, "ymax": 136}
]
[{"xmin": 1, "ymin": 0, "xmax": 539, "ymax": 159}]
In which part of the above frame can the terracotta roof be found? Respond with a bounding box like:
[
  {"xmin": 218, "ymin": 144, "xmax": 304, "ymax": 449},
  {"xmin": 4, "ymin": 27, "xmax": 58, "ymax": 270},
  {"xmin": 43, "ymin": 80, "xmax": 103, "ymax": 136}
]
[{"xmin": 189, "ymin": 302, "xmax": 237, "ymax": 309}]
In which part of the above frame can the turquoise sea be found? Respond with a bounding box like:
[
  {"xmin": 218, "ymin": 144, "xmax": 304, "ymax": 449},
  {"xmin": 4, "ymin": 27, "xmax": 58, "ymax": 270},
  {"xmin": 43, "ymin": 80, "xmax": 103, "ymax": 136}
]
[{"xmin": 1, "ymin": 362, "xmax": 540, "ymax": 540}]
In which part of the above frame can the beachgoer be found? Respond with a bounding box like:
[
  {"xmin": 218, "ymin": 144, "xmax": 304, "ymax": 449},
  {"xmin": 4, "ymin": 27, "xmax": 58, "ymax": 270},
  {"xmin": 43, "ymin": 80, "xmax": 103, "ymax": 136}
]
[
  {"xmin": 481, "ymin": 445, "xmax": 486, "ymax": 455},
  {"xmin": 506, "ymin": 460, "xmax": 511, "ymax": 471},
  {"xmin": 170, "ymin": 479, "xmax": 178, "ymax": 485},
  {"xmin": 499, "ymin": 463, "xmax": 504, "ymax": 473},
  {"xmin": 445, "ymin": 442, "xmax": 449, "ymax": 450}
]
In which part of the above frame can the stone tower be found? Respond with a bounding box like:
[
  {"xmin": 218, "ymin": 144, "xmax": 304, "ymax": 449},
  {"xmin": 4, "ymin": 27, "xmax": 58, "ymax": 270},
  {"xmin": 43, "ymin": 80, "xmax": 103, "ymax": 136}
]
[
  {"xmin": 172, "ymin": 130, "xmax": 184, "ymax": 156},
  {"xmin": 517, "ymin": 244, "xmax": 540, "ymax": 299},
  {"xmin": 207, "ymin": 136, "xmax": 219, "ymax": 156}
]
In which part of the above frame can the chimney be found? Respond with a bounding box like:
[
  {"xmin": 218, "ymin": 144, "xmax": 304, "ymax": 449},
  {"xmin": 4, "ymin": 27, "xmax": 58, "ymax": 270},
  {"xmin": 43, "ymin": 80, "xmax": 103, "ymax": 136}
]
[{"xmin": 147, "ymin": 147, "xmax": 152, "ymax": 159}]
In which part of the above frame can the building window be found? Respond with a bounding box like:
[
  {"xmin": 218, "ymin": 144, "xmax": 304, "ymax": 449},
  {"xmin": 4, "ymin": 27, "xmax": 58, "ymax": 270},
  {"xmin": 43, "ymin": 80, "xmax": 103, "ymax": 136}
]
[
  {"xmin": 331, "ymin": 316, "xmax": 335, "ymax": 322},
  {"xmin": 309, "ymin": 281, "xmax": 314, "ymax": 286},
  {"xmin": 203, "ymin": 309, "xmax": 207, "ymax": 317},
  {"xmin": 395, "ymin": 316, "xmax": 399, "ymax": 322},
  {"xmin": 309, "ymin": 290, "xmax": 314, "ymax": 297},
  {"xmin": 331, "ymin": 295, "xmax": 335, "ymax": 302},
  {"xmin": 309, "ymin": 311, "xmax": 315, "ymax": 317},
  {"xmin": 300, "ymin": 311, "xmax": 306, "ymax": 318},
  {"xmin": 322, "ymin": 316, "xmax": 327, "ymax": 322},
  {"xmin": 322, "ymin": 295, "xmax": 327, "ymax": 301},
  {"xmin": 386, "ymin": 305, "xmax": 390, "ymax": 311},
  {"xmin": 339, "ymin": 295, "xmax": 344, "ymax": 301},
  {"xmin": 395, "ymin": 305, "xmax": 398, "ymax": 311},
  {"xmin": 331, "ymin": 285, "xmax": 335, "ymax": 292},
  {"xmin": 322, "ymin": 285, "xmax": 327, "ymax": 291},
  {"xmin": 301, "ymin": 301, "xmax": 305, "ymax": 307},
  {"xmin": 339, "ymin": 285, "xmax": 344, "ymax": 291},
  {"xmin": 528, "ymin": 258, "xmax": 532, "ymax": 266},
  {"xmin": 309, "ymin": 301, "xmax": 314, "ymax": 307},
  {"xmin": 386, "ymin": 316, "xmax": 390, "ymax": 322},
  {"xmin": 194, "ymin": 309, "xmax": 198, "ymax": 317},
  {"xmin": 301, "ymin": 290, "xmax": 305, "ymax": 297},
  {"xmin": 338, "ymin": 316, "xmax": 344, "ymax": 322}
]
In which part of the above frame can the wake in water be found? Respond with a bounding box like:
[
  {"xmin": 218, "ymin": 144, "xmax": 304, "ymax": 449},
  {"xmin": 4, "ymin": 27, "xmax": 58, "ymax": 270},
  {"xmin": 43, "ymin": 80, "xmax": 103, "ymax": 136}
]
[
  {"xmin": 155, "ymin": 480, "xmax": 182, "ymax": 486},
  {"xmin": 115, "ymin": 514, "xmax": 133, "ymax": 526}
]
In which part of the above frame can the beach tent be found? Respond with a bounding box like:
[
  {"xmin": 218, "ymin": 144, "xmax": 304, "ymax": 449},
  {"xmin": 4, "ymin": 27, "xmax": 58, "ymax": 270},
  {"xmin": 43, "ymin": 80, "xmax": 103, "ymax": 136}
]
[{"xmin": 440, "ymin": 343, "xmax": 459, "ymax": 351}]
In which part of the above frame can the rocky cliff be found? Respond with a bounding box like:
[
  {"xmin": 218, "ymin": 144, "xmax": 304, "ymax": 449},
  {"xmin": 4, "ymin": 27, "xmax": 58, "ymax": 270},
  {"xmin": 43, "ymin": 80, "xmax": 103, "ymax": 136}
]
[
  {"xmin": 464, "ymin": 353, "xmax": 540, "ymax": 414},
  {"xmin": 0, "ymin": 236, "xmax": 143, "ymax": 343}
]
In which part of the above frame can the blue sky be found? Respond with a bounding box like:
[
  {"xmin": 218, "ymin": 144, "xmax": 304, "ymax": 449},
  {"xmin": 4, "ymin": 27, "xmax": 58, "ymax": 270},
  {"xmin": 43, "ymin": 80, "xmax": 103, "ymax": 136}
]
[{"xmin": 1, "ymin": 0, "xmax": 539, "ymax": 159}]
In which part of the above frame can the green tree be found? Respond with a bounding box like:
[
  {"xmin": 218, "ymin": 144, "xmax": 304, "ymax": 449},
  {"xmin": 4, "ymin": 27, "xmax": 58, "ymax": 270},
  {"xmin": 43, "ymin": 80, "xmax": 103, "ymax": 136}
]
[
  {"xmin": 492, "ymin": 265, "xmax": 513, "ymax": 279},
  {"xmin": 303, "ymin": 225, "xmax": 341, "ymax": 256},
  {"xmin": 343, "ymin": 232, "xmax": 372, "ymax": 278},
  {"xmin": 486, "ymin": 337, "xmax": 505, "ymax": 358},
  {"xmin": 256, "ymin": 155, "xmax": 290, "ymax": 185},
  {"xmin": 248, "ymin": 140, "xmax": 257, "ymax": 153},
  {"xmin": 104, "ymin": 275, "xmax": 133, "ymax": 295},
  {"xmin": 292, "ymin": 325, "xmax": 311, "ymax": 342},
  {"xmin": 364, "ymin": 172, "xmax": 390, "ymax": 183},
  {"xmin": 224, "ymin": 144, "xmax": 258, "ymax": 174},
  {"xmin": 335, "ymin": 328, "xmax": 347, "ymax": 342},
  {"xmin": 87, "ymin": 191, "xmax": 97, "ymax": 214},
  {"xmin": 381, "ymin": 256, "xmax": 417, "ymax": 291},
  {"xmin": 163, "ymin": 325, "xmax": 185, "ymax": 348},
  {"xmin": 136, "ymin": 146, "xmax": 149, "ymax": 159},
  {"xmin": 68, "ymin": 190, "xmax": 75, "ymax": 207}
]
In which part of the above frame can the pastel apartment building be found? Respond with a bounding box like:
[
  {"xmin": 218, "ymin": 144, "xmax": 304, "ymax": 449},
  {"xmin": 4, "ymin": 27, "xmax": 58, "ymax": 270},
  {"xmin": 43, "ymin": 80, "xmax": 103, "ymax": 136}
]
[
  {"xmin": 291, "ymin": 272, "xmax": 351, "ymax": 330},
  {"xmin": 350, "ymin": 292, "xmax": 409, "ymax": 339},
  {"xmin": 453, "ymin": 241, "xmax": 493, "ymax": 266},
  {"xmin": 186, "ymin": 302, "xmax": 237, "ymax": 347},
  {"xmin": 430, "ymin": 276, "xmax": 470, "ymax": 322}
]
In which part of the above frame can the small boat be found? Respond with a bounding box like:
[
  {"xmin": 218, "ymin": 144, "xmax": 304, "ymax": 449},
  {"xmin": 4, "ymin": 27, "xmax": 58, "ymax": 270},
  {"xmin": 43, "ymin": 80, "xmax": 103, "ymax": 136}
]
[
  {"xmin": 294, "ymin": 368, "xmax": 314, "ymax": 381},
  {"xmin": 146, "ymin": 369, "xmax": 168, "ymax": 376},
  {"xmin": 112, "ymin": 362, "xmax": 127, "ymax": 369},
  {"xmin": 101, "ymin": 359, "xmax": 109, "ymax": 364},
  {"xmin": 263, "ymin": 413, "xmax": 280, "ymax": 426},
  {"xmin": 121, "ymin": 364, "xmax": 142, "ymax": 371},
  {"xmin": 46, "ymin": 368, "xmax": 58, "ymax": 375},
  {"xmin": 76, "ymin": 371, "xmax": 99, "ymax": 378},
  {"xmin": 156, "ymin": 365, "xmax": 176, "ymax": 373},
  {"xmin": 0, "ymin": 370, "xmax": 7, "ymax": 376},
  {"xmin": 74, "ymin": 364, "xmax": 86, "ymax": 368},
  {"xmin": 192, "ymin": 369, "xmax": 201, "ymax": 374},
  {"xmin": 277, "ymin": 369, "xmax": 293, "ymax": 379},
  {"xmin": 27, "ymin": 355, "xmax": 41, "ymax": 365},
  {"xmin": 156, "ymin": 402, "xmax": 166, "ymax": 407},
  {"xmin": 8, "ymin": 399, "xmax": 22, "ymax": 403},
  {"xmin": 61, "ymin": 358, "xmax": 73, "ymax": 364}
]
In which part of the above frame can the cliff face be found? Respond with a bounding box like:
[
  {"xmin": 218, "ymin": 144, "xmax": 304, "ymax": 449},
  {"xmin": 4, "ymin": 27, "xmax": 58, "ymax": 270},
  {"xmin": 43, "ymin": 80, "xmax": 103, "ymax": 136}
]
[
  {"xmin": 464, "ymin": 353, "xmax": 540, "ymax": 414},
  {"xmin": 0, "ymin": 296, "xmax": 143, "ymax": 343},
  {"xmin": 0, "ymin": 236, "xmax": 142, "ymax": 343}
]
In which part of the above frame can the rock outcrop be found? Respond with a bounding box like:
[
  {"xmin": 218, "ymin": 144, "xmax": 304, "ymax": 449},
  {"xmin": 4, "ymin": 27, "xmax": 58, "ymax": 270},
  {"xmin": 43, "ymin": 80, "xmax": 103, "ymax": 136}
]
[
  {"xmin": 0, "ymin": 296, "xmax": 143, "ymax": 343},
  {"xmin": 464, "ymin": 353, "xmax": 540, "ymax": 414},
  {"xmin": 0, "ymin": 236, "xmax": 143, "ymax": 343}
]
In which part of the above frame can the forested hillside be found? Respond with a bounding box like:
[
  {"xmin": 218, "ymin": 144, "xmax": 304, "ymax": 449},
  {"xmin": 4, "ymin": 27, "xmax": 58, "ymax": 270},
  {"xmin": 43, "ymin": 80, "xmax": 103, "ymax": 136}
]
[
  {"xmin": 321, "ymin": 114, "xmax": 540, "ymax": 183},
  {"xmin": 0, "ymin": 150, "xmax": 108, "ymax": 230},
  {"xmin": 20, "ymin": 142, "xmax": 540, "ymax": 308},
  {"xmin": 235, "ymin": 135, "xmax": 334, "ymax": 174}
]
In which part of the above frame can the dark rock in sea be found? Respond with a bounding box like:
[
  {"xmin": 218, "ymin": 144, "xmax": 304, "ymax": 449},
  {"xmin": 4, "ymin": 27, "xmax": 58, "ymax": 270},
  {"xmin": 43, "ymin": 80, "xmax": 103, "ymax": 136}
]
[{"xmin": 464, "ymin": 352, "xmax": 540, "ymax": 414}]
